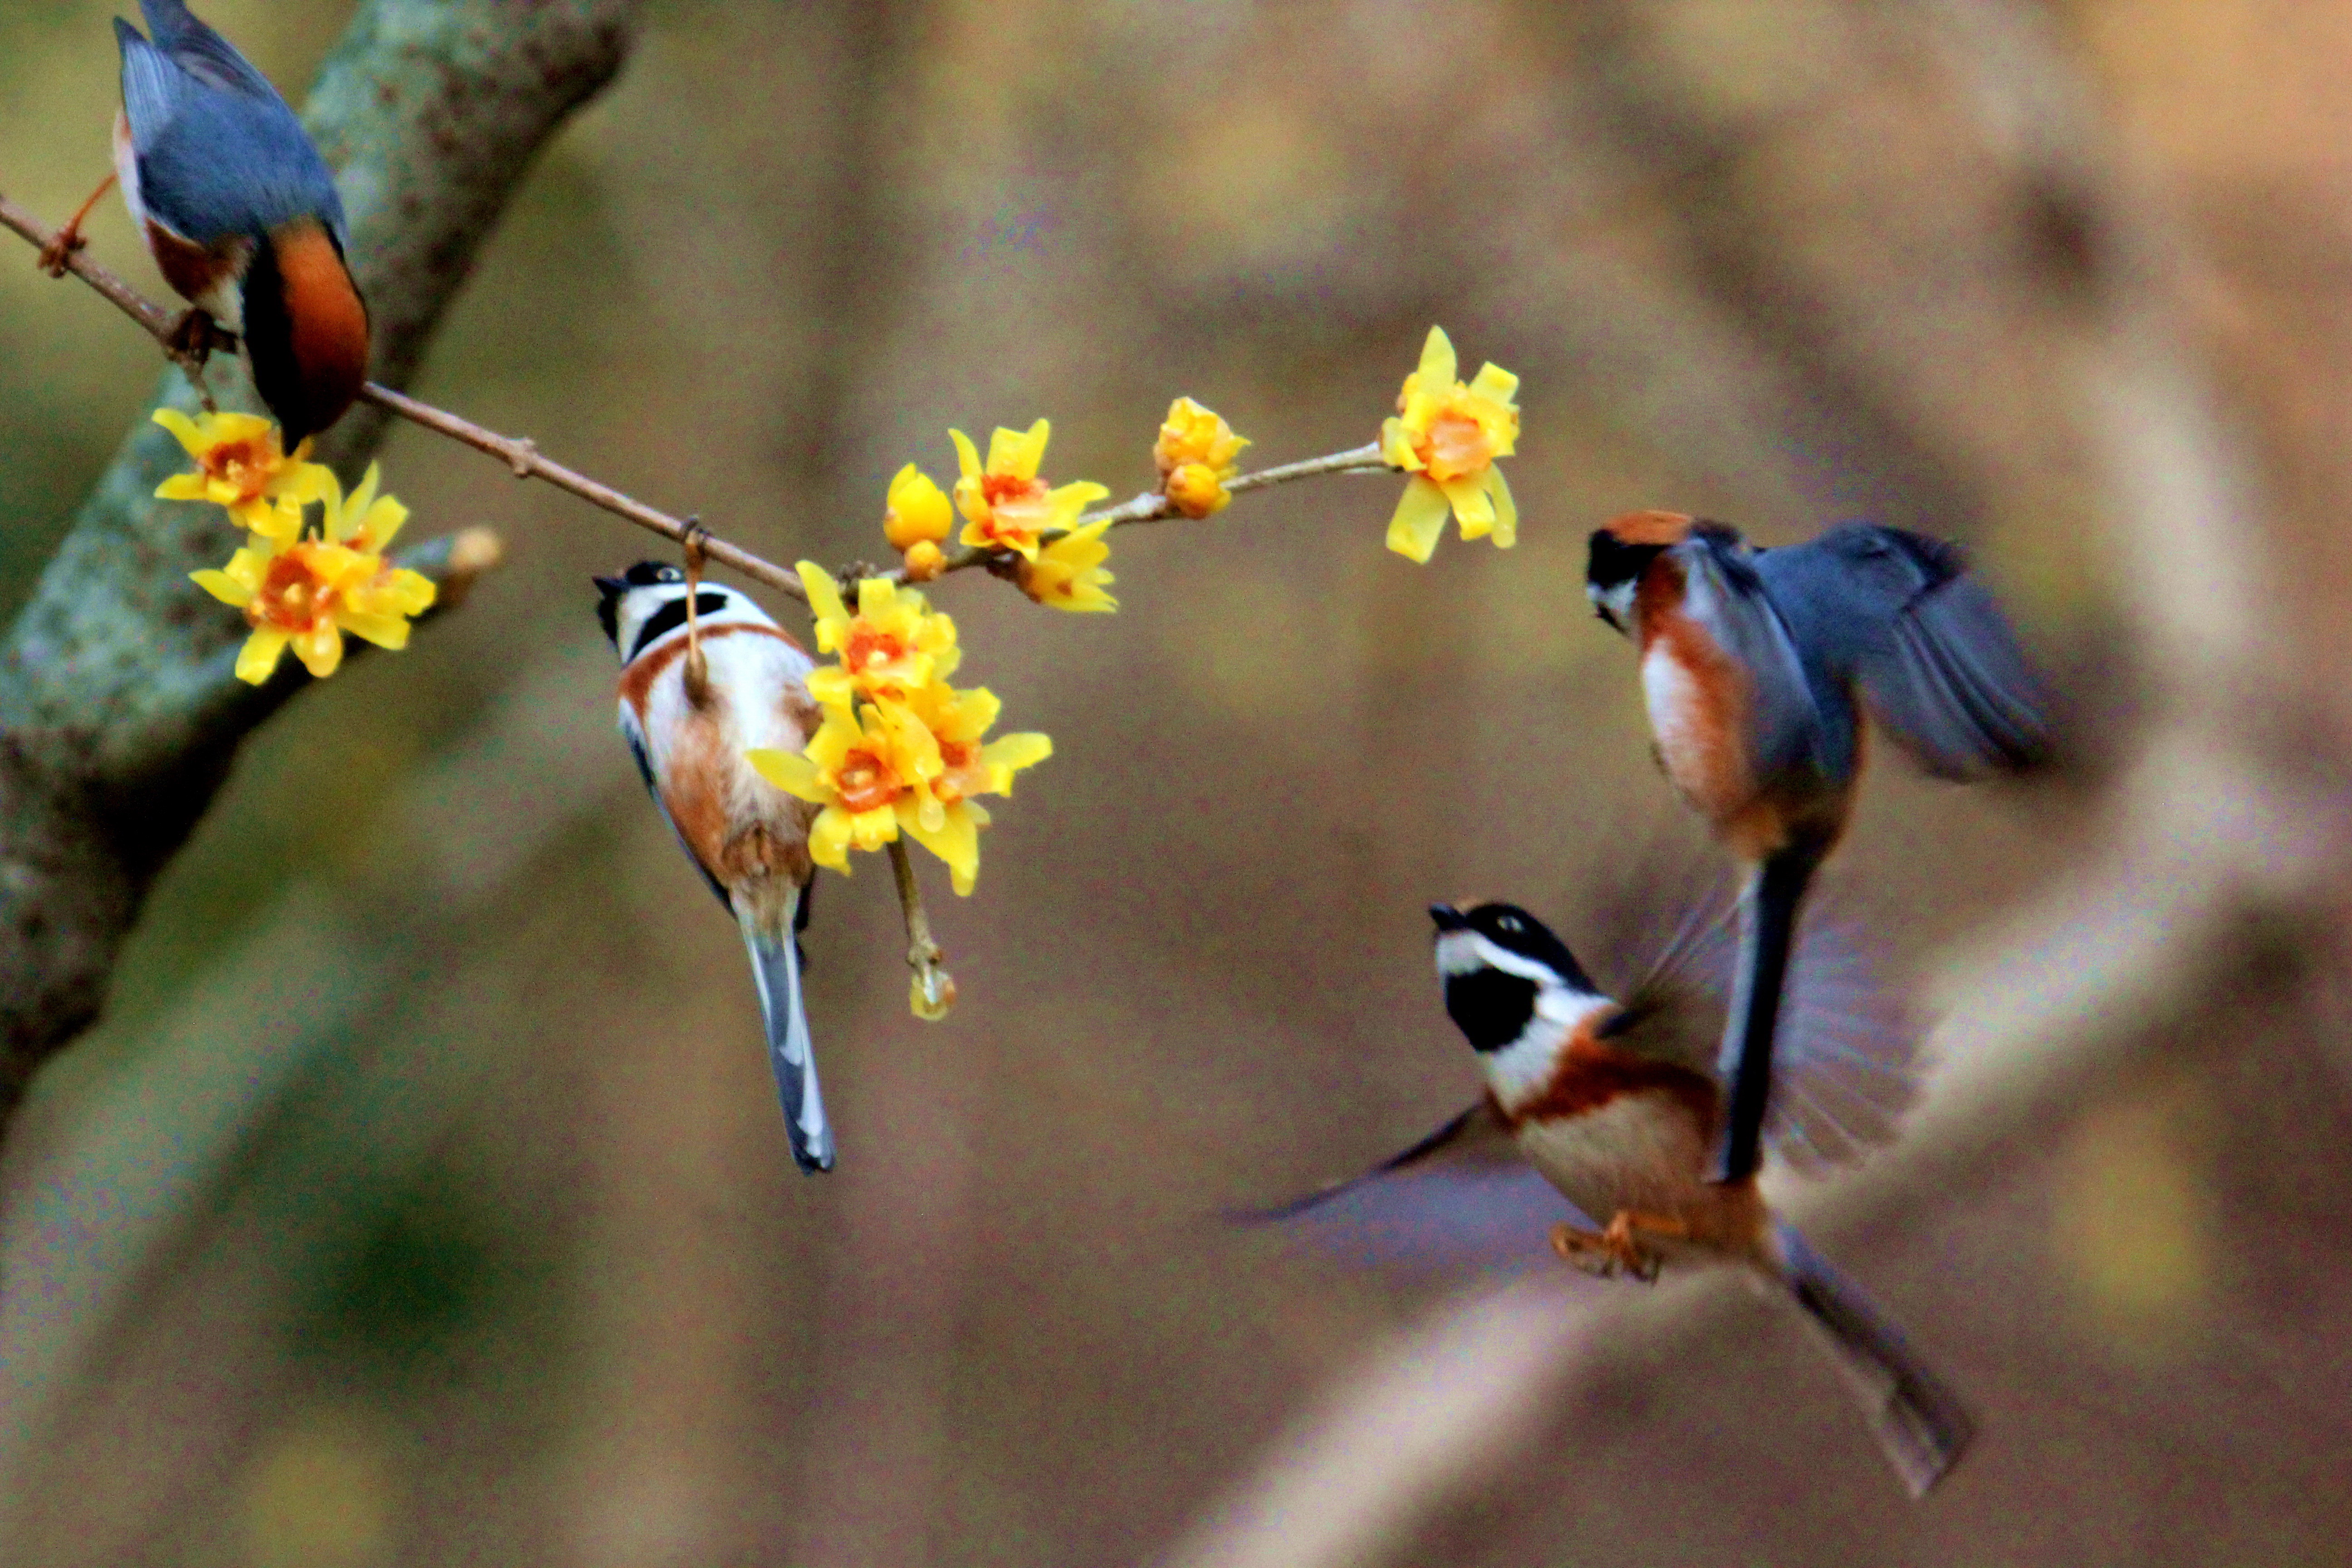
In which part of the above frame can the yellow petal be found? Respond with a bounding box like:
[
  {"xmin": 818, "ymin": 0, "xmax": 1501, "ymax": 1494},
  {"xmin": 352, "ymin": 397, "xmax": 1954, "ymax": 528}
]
[
  {"xmin": 846, "ymin": 804, "xmax": 900, "ymax": 853},
  {"xmin": 748, "ymin": 747, "xmax": 829, "ymax": 803},
  {"xmin": 807, "ymin": 666, "xmax": 856, "ymax": 709},
  {"xmin": 155, "ymin": 474, "xmax": 210, "ymax": 502},
  {"xmin": 1416, "ymin": 326, "xmax": 1458, "ymax": 388},
  {"xmin": 151, "ymin": 407, "xmax": 206, "ymax": 456},
  {"xmin": 1439, "ymin": 473, "xmax": 1494, "ymax": 538},
  {"xmin": 190, "ymin": 568, "xmax": 252, "ymax": 608},
  {"xmin": 234, "ymin": 627, "xmax": 291, "ymax": 685},
  {"xmin": 949, "ymin": 428, "xmax": 982, "ymax": 482},
  {"xmin": 796, "ymin": 560, "xmax": 847, "ymax": 627},
  {"xmin": 808, "ymin": 806, "xmax": 854, "ymax": 871},
  {"xmin": 361, "ymin": 493, "xmax": 410, "ymax": 550},
  {"xmin": 293, "ymin": 622, "xmax": 345, "ymax": 678},
  {"xmin": 1487, "ymin": 466, "xmax": 1518, "ymax": 549},
  {"xmin": 337, "ymin": 612, "xmax": 412, "ymax": 651},
  {"xmin": 244, "ymin": 498, "xmax": 306, "ymax": 542},
  {"xmin": 979, "ymin": 732, "xmax": 1052, "ymax": 788},
  {"xmin": 1385, "ymin": 477, "xmax": 1451, "ymax": 563},
  {"xmin": 899, "ymin": 799, "xmax": 981, "ymax": 895},
  {"xmin": 382, "ymin": 568, "xmax": 437, "ymax": 616},
  {"xmin": 991, "ymin": 418, "xmax": 1050, "ymax": 482},
  {"xmin": 1468, "ymin": 362, "xmax": 1519, "ymax": 406}
]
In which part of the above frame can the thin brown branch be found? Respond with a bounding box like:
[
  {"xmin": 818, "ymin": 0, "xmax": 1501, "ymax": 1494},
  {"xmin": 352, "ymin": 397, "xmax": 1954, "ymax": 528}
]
[
  {"xmin": 8, "ymin": 185, "xmax": 1402, "ymax": 606},
  {"xmin": 888, "ymin": 838, "xmax": 956, "ymax": 1021}
]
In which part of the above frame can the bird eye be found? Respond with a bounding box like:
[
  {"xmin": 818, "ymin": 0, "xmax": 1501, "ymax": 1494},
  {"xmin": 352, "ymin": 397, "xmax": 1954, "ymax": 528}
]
[{"xmin": 1498, "ymin": 915, "xmax": 1522, "ymax": 934}]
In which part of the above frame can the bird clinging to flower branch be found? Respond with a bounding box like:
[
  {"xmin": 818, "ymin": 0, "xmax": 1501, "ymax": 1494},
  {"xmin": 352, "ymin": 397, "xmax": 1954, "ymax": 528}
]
[
  {"xmin": 43, "ymin": 0, "xmax": 370, "ymax": 444},
  {"xmin": 598, "ymin": 563, "xmax": 835, "ymax": 1174}
]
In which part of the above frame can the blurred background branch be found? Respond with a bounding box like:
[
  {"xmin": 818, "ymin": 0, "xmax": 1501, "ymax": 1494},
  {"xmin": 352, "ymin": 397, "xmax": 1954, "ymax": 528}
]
[{"xmin": 0, "ymin": 0, "xmax": 641, "ymax": 1132}]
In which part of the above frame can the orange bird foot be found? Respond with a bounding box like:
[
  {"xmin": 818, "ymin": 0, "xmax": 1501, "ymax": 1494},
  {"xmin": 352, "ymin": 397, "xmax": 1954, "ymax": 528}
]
[
  {"xmin": 34, "ymin": 226, "xmax": 87, "ymax": 278},
  {"xmin": 37, "ymin": 173, "xmax": 117, "ymax": 278},
  {"xmin": 163, "ymin": 308, "xmax": 232, "ymax": 365},
  {"xmin": 1550, "ymin": 1211, "xmax": 1690, "ymax": 1283}
]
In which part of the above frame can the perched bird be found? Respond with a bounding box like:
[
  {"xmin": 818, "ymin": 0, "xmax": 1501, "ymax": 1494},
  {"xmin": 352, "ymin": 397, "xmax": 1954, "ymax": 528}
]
[
  {"xmin": 1586, "ymin": 512, "xmax": 2047, "ymax": 1184},
  {"xmin": 44, "ymin": 0, "xmax": 370, "ymax": 444},
  {"xmin": 1254, "ymin": 893, "xmax": 1972, "ymax": 1496},
  {"xmin": 597, "ymin": 562, "xmax": 834, "ymax": 1174}
]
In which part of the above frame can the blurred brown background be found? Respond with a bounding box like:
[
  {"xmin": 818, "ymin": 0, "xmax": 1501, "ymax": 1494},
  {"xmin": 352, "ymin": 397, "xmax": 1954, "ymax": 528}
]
[{"xmin": 4, "ymin": 0, "xmax": 2351, "ymax": 1563}]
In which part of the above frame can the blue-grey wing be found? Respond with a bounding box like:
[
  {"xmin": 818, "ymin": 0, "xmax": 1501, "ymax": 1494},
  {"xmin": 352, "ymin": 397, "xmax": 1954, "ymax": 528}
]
[
  {"xmin": 1770, "ymin": 524, "xmax": 2049, "ymax": 780},
  {"xmin": 1674, "ymin": 528, "xmax": 1828, "ymax": 784},
  {"xmin": 118, "ymin": 14, "xmax": 345, "ymax": 245},
  {"xmin": 116, "ymin": 20, "xmax": 191, "ymax": 145},
  {"xmin": 140, "ymin": 0, "xmax": 281, "ymax": 101},
  {"xmin": 619, "ymin": 706, "xmax": 730, "ymax": 911},
  {"xmin": 1230, "ymin": 1100, "xmax": 1577, "ymax": 1277}
]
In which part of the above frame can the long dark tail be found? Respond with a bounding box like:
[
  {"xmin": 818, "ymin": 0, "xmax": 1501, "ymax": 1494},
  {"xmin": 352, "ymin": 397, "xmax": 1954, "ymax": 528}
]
[
  {"xmin": 740, "ymin": 889, "xmax": 834, "ymax": 1174},
  {"xmin": 1717, "ymin": 845, "xmax": 1822, "ymax": 1181},
  {"xmin": 1776, "ymin": 1221, "xmax": 1974, "ymax": 1496}
]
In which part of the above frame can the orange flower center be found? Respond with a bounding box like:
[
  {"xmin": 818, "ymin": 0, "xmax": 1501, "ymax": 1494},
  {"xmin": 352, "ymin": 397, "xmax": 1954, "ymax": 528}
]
[
  {"xmin": 980, "ymin": 474, "xmax": 1051, "ymax": 539},
  {"xmin": 845, "ymin": 624, "xmax": 908, "ymax": 674},
  {"xmin": 935, "ymin": 740, "xmax": 984, "ymax": 805},
  {"xmin": 1421, "ymin": 406, "xmax": 1497, "ymax": 483},
  {"xmin": 251, "ymin": 547, "xmax": 337, "ymax": 632},
  {"xmin": 834, "ymin": 745, "xmax": 902, "ymax": 814},
  {"xmin": 205, "ymin": 439, "xmax": 279, "ymax": 502}
]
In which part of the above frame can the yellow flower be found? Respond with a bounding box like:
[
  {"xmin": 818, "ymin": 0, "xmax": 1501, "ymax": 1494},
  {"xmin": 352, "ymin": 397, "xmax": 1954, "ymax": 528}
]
[
  {"xmin": 795, "ymin": 561, "xmax": 961, "ymax": 706},
  {"xmin": 190, "ymin": 530, "xmax": 437, "ymax": 684},
  {"xmin": 152, "ymin": 408, "xmax": 334, "ymax": 538},
  {"xmin": 890, "ymin": 682, "xmax": 1052, "ymax": 896},
  {"xmin": 1379, "ymin": 327, "xmax": 1520, "ymax": 563},
  {"xmin": 318, "ymin": 461, "xmax": 411, "ymax": 554},
  {"xmin": 1154, "ymin": 397, "xmax": 1249, "ymax": 519},
  {"xmin": 1017, "ymin": 517, "xmax": 1117, "ymax": 613},
  {"xmin": 749, "ymin": 701, "xmax": 926, "ymax": 874},
  {"xmin": 882, "ymin": 462, "xmax": 953, "ymax": 551},
  {"xmin": 949, "ymin": 419, "xmax": 1109, "ymax": 561},
  {"xmin": 748, "ymin": 683, "xmax": 1052, "ymax": 897}
]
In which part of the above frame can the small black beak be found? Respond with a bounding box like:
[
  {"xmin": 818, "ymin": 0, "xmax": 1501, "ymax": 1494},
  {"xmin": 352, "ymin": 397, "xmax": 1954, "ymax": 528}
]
[
  {"xmin": 593, "ymin": 574, "xmax": 627, "ymax": 598},
  {"xmin": 1428, "ymin": 903, "xmax": 1469, "ymax": 933}
]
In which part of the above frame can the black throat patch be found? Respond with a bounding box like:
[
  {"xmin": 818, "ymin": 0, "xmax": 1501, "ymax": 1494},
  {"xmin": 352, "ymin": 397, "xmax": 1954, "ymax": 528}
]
[{"xmin": 1444, "ymin": 969, "xmax": 1540, "ymax": 1054}]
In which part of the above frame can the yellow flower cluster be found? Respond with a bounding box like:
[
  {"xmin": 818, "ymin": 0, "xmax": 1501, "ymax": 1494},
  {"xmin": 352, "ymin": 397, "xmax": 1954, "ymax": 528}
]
[
  {"xmin": 1381, "ymin": 327, "xmax": 1520, "ymax": 563},
  {"xmin": 162, "ymin": 409, "xmax": 435, "ymax": 683},
  {"xmin": 1155, "ymin": 396, "xmax": 1249, "ymax": 519},
  {"xmin": 748, "ymin": 563, "xmax": 1051, "ymax": 899},
  {"xmin": 872, "ymin": 419, "xmax": 1123, "ymax": 613}
]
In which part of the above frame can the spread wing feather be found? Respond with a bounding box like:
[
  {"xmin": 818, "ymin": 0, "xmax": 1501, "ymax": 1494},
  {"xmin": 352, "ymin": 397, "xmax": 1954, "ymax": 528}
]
[
  {"xmin": 1231, "ymin": 1099, "xmax": 1520, "ymax": 1225},
  {"xmin": 1231, "ymin": 1100, "xmax": 1578, "ymax": 1275},
  {"xmin": 1769, "ymin": 523, "xmax": 2049, "ymax": 780},
  {"xmin": 140, "ymin": 0, "xmax": 281, "ymax": 100}
]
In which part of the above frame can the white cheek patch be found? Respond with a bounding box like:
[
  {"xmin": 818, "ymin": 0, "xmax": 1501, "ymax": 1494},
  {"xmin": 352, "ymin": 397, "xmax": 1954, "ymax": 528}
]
[
  {"xmin": 1591, "ymin": 579, "xmax": 1639, "ymax": 632},
  {"xmin": 1483, "ymin": 990, "xmax": 1616, "ymax": 1106},
  {"xmin": 1436, "ymin": 932, "xmax": 1558, "ymax": 984}
]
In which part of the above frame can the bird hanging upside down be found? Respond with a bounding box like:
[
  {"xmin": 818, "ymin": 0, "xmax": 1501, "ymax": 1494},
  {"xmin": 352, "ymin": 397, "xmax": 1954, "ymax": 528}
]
[
  {"xmin": 42, "ymin": 0, "xmax": 370, "ymax": 445},
  {"xmin": 1250, "ymin": 889, "xmax": 1973, "ymax": 1496},
  {"xmin": 598, "ymin": 563, "xmax": 836, "ymax": 1175},
  {"xmin": 1586, "ymin": 511, "xmax": 2048, "ymax": 1186}
]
